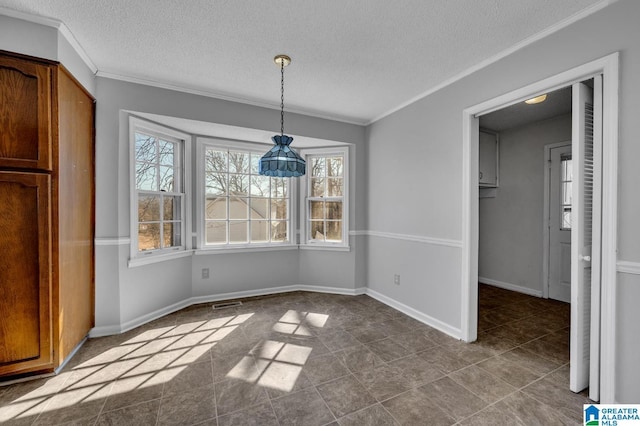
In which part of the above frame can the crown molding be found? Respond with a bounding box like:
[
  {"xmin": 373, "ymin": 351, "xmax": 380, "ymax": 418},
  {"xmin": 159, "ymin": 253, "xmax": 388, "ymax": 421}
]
[
  {"xmin": 367, "ymin": 0, "xmax": 618, "ymax": 125},
  {"xmin": 96, "ymin": 70, "xmax": 367, "ymax": 126},
  {"xmin": 0, "ymin": 6, "xmax": 98, "ymax": 73}
]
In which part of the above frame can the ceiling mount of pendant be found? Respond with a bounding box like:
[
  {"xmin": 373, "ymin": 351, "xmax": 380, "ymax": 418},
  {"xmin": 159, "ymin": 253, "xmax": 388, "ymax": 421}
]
[{"xmin": 274, "ymin": 54, "xmax": 291, "ymax": 67}]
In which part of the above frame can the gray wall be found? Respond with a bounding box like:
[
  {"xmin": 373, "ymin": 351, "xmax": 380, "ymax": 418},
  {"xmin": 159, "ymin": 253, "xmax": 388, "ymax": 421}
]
[
  {"xmin": 365, "ymin": 0, "xmax": 640, "ymax": 402},
  {"xmin": 95, "ymin": 77, "xmax": 367, "ymax": 329},
  {"xmin": 479, "ymin": 114, "xmax": 571, "ymax": 295},
  {"xmin": 0, "ymin": 14, "xmax": 96, "ymax": 94}
]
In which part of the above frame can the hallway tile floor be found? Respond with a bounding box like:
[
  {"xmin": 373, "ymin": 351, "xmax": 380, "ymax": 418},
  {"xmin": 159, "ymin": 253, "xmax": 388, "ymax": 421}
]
[{"xmin": 0, "ymin": 285, "xmax": 592, "ymax": 425}]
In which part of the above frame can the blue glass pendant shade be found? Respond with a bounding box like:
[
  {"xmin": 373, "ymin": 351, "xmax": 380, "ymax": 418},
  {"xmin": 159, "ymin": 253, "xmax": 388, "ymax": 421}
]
[{"xmin": 259, "ymin": 134, "xmax": 306, "ymax": 177}]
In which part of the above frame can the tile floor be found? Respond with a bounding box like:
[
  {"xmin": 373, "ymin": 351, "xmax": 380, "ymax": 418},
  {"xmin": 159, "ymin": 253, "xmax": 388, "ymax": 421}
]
[{"xmin": 0, "ymin": 285, "xmax": 593, "ymax": 425}]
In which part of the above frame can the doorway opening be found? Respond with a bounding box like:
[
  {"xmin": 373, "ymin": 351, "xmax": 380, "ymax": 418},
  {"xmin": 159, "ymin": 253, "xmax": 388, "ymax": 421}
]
[
  {"xmin": 461, "ymin": 53, "xmax": 619, "ymax": 403},
  {"xmin": 476, "ymin": 86, "xmax": 574, "ymax": 400}
]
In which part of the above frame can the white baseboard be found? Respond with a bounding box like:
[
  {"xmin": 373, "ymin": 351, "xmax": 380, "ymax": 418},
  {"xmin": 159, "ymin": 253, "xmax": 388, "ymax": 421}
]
[
  {"xmin": 190, "ymin": 285, "xmax": 300, "ymax": 306},
  {"xmin": 89, "ymin": 325, "xmax": 123, "ymax": 337},
  {"xmin": 90, "ymin": 284, "xmax": 367, "ymax": 337},
  {"xmin": 365, "ymin": 289, "xmax": 461, "ymax": 339},
  {"xmin": 90, "ymin": 285, "xmax": 457, "ymax": 341},
  {"xmin": 478, "ymin": 277, "xmax": 543, "ymax": 297}
]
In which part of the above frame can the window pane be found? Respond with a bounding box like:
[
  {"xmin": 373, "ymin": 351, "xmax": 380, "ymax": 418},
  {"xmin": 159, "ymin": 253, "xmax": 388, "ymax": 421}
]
[
  {"xmin": 229, "ymin": 174, "xmax": 249, "ymax": 196},
  {"xmin": 230, "ymin": 221, "xmax": 248, "ymax": 243},
  {"xmin": 158, "ymin": 141, "xmax": 175, "ymax": 166},
  {"xmin": 311, "ymin": 178, "xmax": 325, "ymax": 197},
  {"xmin": 311, "ymin": 157, "xmax": 325, "ymax": 177},
  {"xmin": 250, "ymin": 198, "xmax": 269, "ymax": 219},
  {"xmin": 229, "ymin": 152, "xmax": 249, "ymax": 174},
  {"xmin": 326, "ymin": 221, "xmax": 342, "ymax": 241},
  {"xmin": 205, "ymin": 150, "xmax": 228, "ymax": 172},
  {"xmin": 310, "ymin": 221, "xmax": 325, "ymax": 241},
  {"xmin": 327, "ymin": 157, "xmax": 343, "ymax": 177},
  {"xmin": 250, "ymin": 153, "xmax": 260, "ymax": 174},
  {"xmin": 138, "ymin": 223, "xmax": 160, "ymax": 251},
  {"xmin": 206, "ymin": 171, "xmax": 227, "ymax": 196},
  {"xmin": 310, "ymin": 201, "xmax": 324, "ymax": 219},
  {"xmin": 159, "ymin": 165, "xmax": 175, "ymax": 192},
  {"xmin": 271, "ymin": 178, "xmax": 287, "ymax": 198},
  {"xmin": 562, "ymin": 182, "xmax": 572, "ymax": 205},
  {"xmin": 136, "ymin": 162, "xmax": 158, "ymax": 191},
  {"xmin": 271, "ymin": 199, "xmax": 288, "ymax": 220},
  {"xmin": 562, "ymin": 209, "xmax": 572, "ymax": 230},
  {"xmin": 205, "ymin": 197, "xmax": 227, "ymax": 220},
  {"xmin": 271, "ymin": 221, "xmax": 288, "ymax": 242},
  {"xmin": 327, "ymin": 178, "xmax": 343, "ymax": 197},
  {"xmin": 206, "ymin": 221, "xmax": 227, "ymax": 244},
  {"xmin": 135, "ymin": 133, "xmax": 157, "ymax": 163},
  {"xmin": 562, "ymin": 157, "xmax": 573, "ymax": 181},
  {"xmin": 326, "ymin": 201, "xmax": 342, "ymax": 220},
  {"xmin": 251, "ymin": 220, "xmax": 269, "ymax": 242},
  {"xmin": 163, "ymin": 222, "xmax": 181, "ymax": 248},
  {"xmin": 250, "ymin": 176, "xmax": 270, "ymax": 197},
  {"xmin": 229, "ymin": 197, "xmax": 248, "ymax": 219},
  {"xmin": 138, "ymin": 195, "xmax": 160, "ymax": 222},
  {"xmin": 163, "ymin": 196, "xmax": 181, "ymax": 221}
]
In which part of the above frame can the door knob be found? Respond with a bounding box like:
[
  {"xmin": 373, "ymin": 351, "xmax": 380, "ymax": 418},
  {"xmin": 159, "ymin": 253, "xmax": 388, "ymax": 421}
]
[{"xmin": 579, "ymin": 255, "xmax": 591, "ymax": 262}]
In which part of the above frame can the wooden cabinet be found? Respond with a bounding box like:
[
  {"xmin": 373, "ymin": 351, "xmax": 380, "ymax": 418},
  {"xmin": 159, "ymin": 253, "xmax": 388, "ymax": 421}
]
[
  {"xmin": 479, "ymin": 129, "xmax": 499, "ymax": 187},
  {"xmin": 0, "ymin": 55, "xmax": 52, "ymax": 171},
  {"xmin": 0, "ymin": 172, "xmax": 52, "ymax": 374},
  {"xmin": 0, "ymin": 51, "xmax": 95, "ymax": 379}
]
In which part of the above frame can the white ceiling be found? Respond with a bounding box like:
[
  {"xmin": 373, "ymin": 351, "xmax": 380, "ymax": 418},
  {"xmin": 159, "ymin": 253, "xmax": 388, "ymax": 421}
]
[{"xmin": 0, "ymin": 0, "xmax": 607, "ymax": 124}]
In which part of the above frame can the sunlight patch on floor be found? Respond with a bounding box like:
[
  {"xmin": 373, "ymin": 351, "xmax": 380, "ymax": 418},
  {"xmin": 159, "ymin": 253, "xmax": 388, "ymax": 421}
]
[
  {"xmin": 0, "ymin": 312, "xmax": 252, "ymax": 422},
  {"xmin": 226, "ymin": 310, "xmax": 326, "ymax": 392}
]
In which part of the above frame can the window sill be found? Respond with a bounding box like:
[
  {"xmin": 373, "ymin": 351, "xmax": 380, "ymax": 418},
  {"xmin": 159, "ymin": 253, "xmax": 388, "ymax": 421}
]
[
  {"xmin": 299, "ymin": 244, "xmax": 351, "ymax": 252},
  {"xmin": 128, "ymin": 249, "xmax": 194, "ymax": 267},
  {"xmin": 194, "ymin": 245, "xmax": 299, "ymax": 255}
]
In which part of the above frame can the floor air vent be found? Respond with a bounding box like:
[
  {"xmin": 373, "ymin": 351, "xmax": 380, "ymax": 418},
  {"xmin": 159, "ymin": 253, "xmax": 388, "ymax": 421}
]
[{"xmin": 212, "ymin": 301, "xmax": 242, "ymax": 310}]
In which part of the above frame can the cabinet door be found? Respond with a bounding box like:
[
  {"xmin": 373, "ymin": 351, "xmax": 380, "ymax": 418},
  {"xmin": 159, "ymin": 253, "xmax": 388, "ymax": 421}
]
[
  {"xmin": 0, "ymin": 55, "xmax": 52, "ymax": 171},
  {"xmin": 0, "ymin": 172, "xmax": 53, "ymax": 376},
  {"xmin": 479, "ymin": 130, "xmax": 498, "ymax": 187}
]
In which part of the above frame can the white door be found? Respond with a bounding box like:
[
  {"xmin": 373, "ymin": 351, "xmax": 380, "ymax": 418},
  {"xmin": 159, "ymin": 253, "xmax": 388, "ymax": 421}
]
[
  {"xmin": 570, "ymin": 77, "xmax": 603, "ymax": 397},
  {"xmin": 548, "ymin": 144, "xmax": 572, "ymax": 303}
]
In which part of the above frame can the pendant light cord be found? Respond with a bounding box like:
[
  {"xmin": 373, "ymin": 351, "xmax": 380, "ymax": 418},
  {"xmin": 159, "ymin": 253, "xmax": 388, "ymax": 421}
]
[{"xmin": 280, "ymin": 59, "xmax": 285, "ymax": 137}]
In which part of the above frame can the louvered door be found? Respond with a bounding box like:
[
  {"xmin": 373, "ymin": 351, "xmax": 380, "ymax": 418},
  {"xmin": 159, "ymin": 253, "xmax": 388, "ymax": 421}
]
[{"xmin": 570, "ymin": 77, "xmax": 603, "ymax": 397}]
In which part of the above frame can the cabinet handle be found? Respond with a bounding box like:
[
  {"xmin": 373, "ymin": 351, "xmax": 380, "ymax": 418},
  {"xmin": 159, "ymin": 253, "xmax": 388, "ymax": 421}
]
[{"xmin": 479, "ymin": 171, "xmax": 483, "ymax": 180}]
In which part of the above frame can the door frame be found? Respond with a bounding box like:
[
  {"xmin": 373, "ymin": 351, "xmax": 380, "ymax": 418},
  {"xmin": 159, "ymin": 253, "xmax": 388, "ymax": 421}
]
[
  {"xmin": 461, "ymin": 53, "xmax": 619, "ymax": 402},
  {"xmin": 543, "ymin": 141, "xmax": 572, "ymax": 300}
]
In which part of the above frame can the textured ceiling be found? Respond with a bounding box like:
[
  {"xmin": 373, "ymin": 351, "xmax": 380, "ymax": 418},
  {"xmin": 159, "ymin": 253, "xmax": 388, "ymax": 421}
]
[{"xmin": 0, "ymin": 0, "xmax": 607, "ymax": 124}]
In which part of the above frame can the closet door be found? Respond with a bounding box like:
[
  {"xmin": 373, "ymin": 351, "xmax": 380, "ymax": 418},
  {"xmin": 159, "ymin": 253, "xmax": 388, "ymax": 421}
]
[
  {"xmin": 0, "ymin": 172, "xmax": 52, "ymax": 375},
  {"xmin": 0, "ymin": 55, "xmax": 52, "ymax": 171}
]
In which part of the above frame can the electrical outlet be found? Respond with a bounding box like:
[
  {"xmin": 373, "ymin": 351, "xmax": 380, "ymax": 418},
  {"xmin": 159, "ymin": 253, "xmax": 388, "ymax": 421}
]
[
  {"xmin": 394, "ymin": 274, "xmax": 400, "ymax": 285},
  {"xmin": 202, "ymin": 268, "xmax": 209, "ymax": 279}
]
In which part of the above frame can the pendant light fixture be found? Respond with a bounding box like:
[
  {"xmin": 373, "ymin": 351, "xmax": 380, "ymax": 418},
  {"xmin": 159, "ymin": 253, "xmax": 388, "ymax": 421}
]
[{"xmin": 259, "ymin": 54, "xmax": 306, "ymax": 177}]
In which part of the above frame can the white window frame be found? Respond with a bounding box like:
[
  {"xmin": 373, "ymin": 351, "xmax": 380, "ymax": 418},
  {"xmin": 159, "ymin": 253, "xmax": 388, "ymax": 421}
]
[
  {"xmin": 300, "ymin": 147, "xmax": 350, "ymax": 250},
  {"xmin": 195, "ymin": 136, "xmax": 298, "ymax": 253},
  {"xmin": 129, "ymin": 116, "xmax": 192, "ymax": 266}
]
